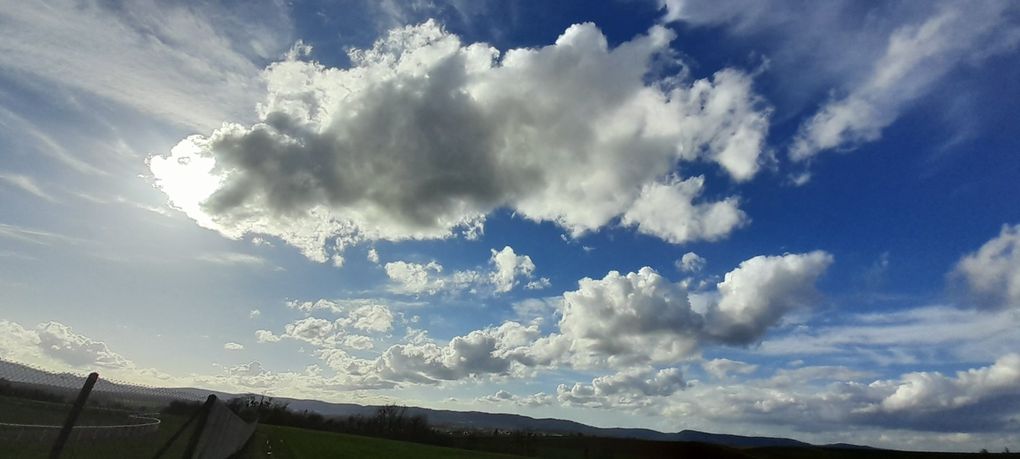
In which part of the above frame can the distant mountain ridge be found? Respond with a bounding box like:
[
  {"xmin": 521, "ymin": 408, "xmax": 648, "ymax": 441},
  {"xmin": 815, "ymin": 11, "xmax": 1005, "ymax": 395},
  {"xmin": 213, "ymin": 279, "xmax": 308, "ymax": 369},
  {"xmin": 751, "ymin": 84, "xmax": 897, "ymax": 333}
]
[
  {"xmin": 0, "ymin": 359, "xmax": 858, "ymax": 450},
  {"xmin": 268, "ymin": 396, "xmax": 816, "ymax": 448}
]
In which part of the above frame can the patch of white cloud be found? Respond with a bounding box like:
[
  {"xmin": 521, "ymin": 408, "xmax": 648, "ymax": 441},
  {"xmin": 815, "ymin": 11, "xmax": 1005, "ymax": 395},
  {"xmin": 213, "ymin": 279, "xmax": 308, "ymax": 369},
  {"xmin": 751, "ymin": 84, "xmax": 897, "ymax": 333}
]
[
  {"xmin": 703, "ymin": 251, "xmax": 833, "ymax": 345},
  {"xmin": 149, "ymin": 20, "xmax": 769, "ymax": 262},
  {"xmin": 346, "ymin": 305, "xmax": 395, "ymax": 333},
  {"xmin": 659, "ymin": 1, "xmax": 1019, "ymax": 168},
  {"xmin": 557, "ymin": 367, "xmax": 687, "ymax": 408},
  {"xmin": 787, "ymin": 3, "xmax": 1019, "ymax": 161},
  {"xmin": 759, "ymin": 305, "xmax": 1020, "ymax": 365},
  {"xmin": 952, "ymin": 224, "xmax": 1020, "ymax": 309},
  {"xmin": 702, "ymin": 358, "xmax": 758, "ymax": 380},
  {"xmin": 489, "ymin": 246, "xmax": 537, "ymax": 293},
  {"xmin": 478, "ymin": 390, "xmax": 555, "ymax": 407},
  {"xmin": 621, "ymin": 176, "xmax": 747, "ymax": 244},
  {"xmin": 254, "ymin": 329, "xmax": 282, "ymax": 343},
  {"xmin": 384, "ymin": 261, "xmax": 449, "ymax": 295},
  {"xmin": 0, "ymin": 320, "xmax": 132, "ymax": 370},
  {"xmin": 224, "ymin": 342, "xmax": 244, "ymax": 351},
  {"xmin": 262, "ymin": 302, "xmax": 395, "ymax": 349},
  {"xmin": 0, "ymin": 173, "xmax": 58, "ymax": 203},
  {"xmin": 385, "ymin": 246, "xmax": 545, "ymax": 295},
  {"xmin": 525, "ymin": 278, "xmax": 552, "ymax": 290},
  {"xmin": 554, "ymin": 251, "xmax": 832, "ymax": 367},
  {"xmin": 375, "ymin": 321, "xmax": 544, "ymax": 384},
  {"xmin": 196, "ymin": 252, "xmax": 269, "ymax": 266},
  {"xmin": 0, "ymin": 0, "xmax": 292, "ymax": 130},
  {"xmin": 367, "ymin": 247, "xmax": 380, "ymax": 264},
  {"xmin": 676, "ymin": 251, "xmax": 706, "ymax": 273}
]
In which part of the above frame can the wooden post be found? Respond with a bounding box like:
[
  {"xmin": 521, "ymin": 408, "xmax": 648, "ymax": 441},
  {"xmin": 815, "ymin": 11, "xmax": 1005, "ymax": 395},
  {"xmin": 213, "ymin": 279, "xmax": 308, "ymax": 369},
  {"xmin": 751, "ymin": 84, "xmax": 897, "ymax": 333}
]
[
  {"xmin": 182, "ymin": 394, "xmax": 217, "ymax": 459},
  {"xmin": 50, "ymin": 372, "xmax": 99, "ymax": 459}
]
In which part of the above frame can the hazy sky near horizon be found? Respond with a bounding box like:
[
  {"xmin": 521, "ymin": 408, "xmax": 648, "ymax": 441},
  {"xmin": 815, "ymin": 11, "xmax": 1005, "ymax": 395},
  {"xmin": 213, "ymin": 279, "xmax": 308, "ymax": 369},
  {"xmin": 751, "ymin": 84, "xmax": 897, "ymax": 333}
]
[{"xmin": 2, "ymin": 0, "xmax": 1020, "ymax": 452}]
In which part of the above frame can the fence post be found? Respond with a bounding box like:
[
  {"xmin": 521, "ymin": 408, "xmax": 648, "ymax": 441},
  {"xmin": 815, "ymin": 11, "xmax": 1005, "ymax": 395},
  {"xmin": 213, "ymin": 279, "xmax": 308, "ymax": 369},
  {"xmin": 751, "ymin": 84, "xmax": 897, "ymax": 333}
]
[
  {"xmin": 182, "ymin": 394, "xmax": 217, "ymax": 459},
  {"xmin": 50, "ymin": 372, "xmax": 99, "ymax": 459}
]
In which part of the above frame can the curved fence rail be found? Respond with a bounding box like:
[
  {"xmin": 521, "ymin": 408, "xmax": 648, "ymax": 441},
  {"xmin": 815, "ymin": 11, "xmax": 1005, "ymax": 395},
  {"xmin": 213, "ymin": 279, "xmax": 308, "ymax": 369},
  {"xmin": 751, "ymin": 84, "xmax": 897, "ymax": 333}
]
[
  {"xmin": 0, "ymin": 415, "xmax": 161, "ymax": 442},
  {"xmin": 1, "ymin": 358, "xmax": 257, "ymax": 458}
]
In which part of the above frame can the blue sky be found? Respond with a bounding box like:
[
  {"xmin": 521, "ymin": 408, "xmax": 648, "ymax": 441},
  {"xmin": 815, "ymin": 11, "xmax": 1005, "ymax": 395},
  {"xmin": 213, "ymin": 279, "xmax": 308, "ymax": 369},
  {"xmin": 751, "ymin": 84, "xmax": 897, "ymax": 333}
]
[{"xmin": 2, "ymin": 0, "xmax": 1020, "ymax": 451}]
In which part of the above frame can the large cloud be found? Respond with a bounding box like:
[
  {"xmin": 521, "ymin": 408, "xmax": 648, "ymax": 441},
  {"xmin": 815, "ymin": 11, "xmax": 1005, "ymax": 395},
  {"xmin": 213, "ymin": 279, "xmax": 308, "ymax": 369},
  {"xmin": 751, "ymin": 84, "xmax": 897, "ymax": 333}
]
[
  {"xmin": 952, "ymin": 224, "xmax": 1020, "ymax": 309},
  {"xmin": 0, "ymin": 320, "xmax": 133, "ymax": 370},
  {"xmin": 555, "ymin": 251, "xmax": 832, "ymax": 366},
  {"xmin": 150, "ymin": 20, "xmax": 769, "ymax": 262}
]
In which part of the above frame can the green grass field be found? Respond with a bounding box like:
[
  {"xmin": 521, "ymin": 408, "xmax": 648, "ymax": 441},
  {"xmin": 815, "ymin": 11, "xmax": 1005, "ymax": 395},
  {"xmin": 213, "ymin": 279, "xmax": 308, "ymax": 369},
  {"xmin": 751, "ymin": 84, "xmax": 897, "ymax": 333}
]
[
  {"xmin": 0, "ymin": 395, "xmax": 200, "ymax": 458},
  {"xmin": 240, "ymin": 424, "xmax": 525, "ymax": 459}
]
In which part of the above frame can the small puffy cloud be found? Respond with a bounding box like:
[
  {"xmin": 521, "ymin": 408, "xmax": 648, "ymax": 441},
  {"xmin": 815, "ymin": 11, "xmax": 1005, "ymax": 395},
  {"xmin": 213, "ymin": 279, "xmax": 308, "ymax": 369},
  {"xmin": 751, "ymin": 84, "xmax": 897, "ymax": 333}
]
[
  {"xmin": 385, "ymin": 246, "xmax": 544, "ymax": 295},
  {"xmin": 478, "ymin": 390, "xmax": 555, "ymax": 407},
  {"xmin": 376, "ymin": 322, "xmax": 542, "ymax": 384},
  {"xmin": 952, "ymin": 224, "xmax": 1020, "ymax": 309},
  {"xmin": 702, "ymin": 358, "xmax": 758, "ymax": 380},
  {"xmin": 367, "ymin": 248, "xmax": 380, "ymax": 264},
  {"xmin": 704, "ymin": 251, "xmax": 834, "ymax": 345},
  {"xmin": 255, "ymin": 329, "xmax": 282, "ymax": 343},
  {"xmin": 525, "ymin": 277, "xmax": 552, "ymax": 290},
  {"xmin": 489, "ymin": 246, "xmax": 537, "ymax": 293},
  {"xmin": 346, "ymin": 305, "xmax": 394, "ymax": 333},
  {"xmin": 343, "ymin": 335, "xmax": 375, "ymax": 350},
  {"xmin": 261, "ymin": 302, "xmax": 394, "ymax": 350},
  {"xmin": 224, "ymin": 342, "xmax": 245, "ymax": 351},
  {"xmin": 557, "ymin": 367, "xmax": 687, "ymax": 408},
  {"xmin": 621, "ymin": 176, "xmax": 747, "ymax": 244},
  {"xmin": 149, "ymin": 20, "xmax": 769, "ymax": 263},
  {"xmin": 249, "ymin": 309, "xmax": 262, "ymax": 319},
  {"xmin": 283, "ymin": 317, "xmax": 338, "ymax": 345},
  {"xmin": 677, "ymin": 251, "xmax": 706, "ymax": 273},
  {"xmin": 285, "ymin": 299, "xmax": 395, "ymax": 331},
  {"xmin": 385, "ymin": 261, "xmax": 446, "ymax": 295},
  {"xmin": 288, "ymin": 299, "xmax": 343, "ymax": 314}
]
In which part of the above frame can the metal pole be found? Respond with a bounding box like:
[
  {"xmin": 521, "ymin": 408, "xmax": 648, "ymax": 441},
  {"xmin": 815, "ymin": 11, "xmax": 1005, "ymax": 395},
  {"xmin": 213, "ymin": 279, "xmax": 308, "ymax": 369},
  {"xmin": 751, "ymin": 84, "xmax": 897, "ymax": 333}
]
[
  {"xmin": 50, "ymin": 372, "xmax": 99, "ymax": 459},
  {"xmin": 152, "ymin": 402, "xmax": 206, "ymax": 459},
  {"xmin": 182, "ymin": 394, "xmax": 217, "ymax": 459}
]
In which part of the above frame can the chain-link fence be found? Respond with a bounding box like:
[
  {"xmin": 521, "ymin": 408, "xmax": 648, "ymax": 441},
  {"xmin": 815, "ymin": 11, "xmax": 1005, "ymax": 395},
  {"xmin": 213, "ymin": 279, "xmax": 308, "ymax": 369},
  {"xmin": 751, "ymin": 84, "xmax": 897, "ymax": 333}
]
[{"xmin": 0, "ymin": 359, "xmax": 256, "ymax": 458}]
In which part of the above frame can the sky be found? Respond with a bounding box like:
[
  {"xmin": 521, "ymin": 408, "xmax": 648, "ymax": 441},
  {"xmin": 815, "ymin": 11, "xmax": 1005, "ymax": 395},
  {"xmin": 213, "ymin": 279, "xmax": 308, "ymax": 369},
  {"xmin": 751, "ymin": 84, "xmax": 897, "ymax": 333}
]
[{"xmin": 1, "ymin": 0, "xmax": 1020, "ymax": 452}]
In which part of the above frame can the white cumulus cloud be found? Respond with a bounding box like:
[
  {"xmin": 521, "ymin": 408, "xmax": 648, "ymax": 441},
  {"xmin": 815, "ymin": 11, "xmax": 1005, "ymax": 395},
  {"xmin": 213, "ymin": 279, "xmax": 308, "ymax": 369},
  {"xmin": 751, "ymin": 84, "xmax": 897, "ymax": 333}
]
[
  {"xmin": 149, "ymin": 20, "xmax": 769, "ymax": 262},
  {"xmin": 953, "ymin": 224, "xmax": 1020, "ymax": 309}
]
